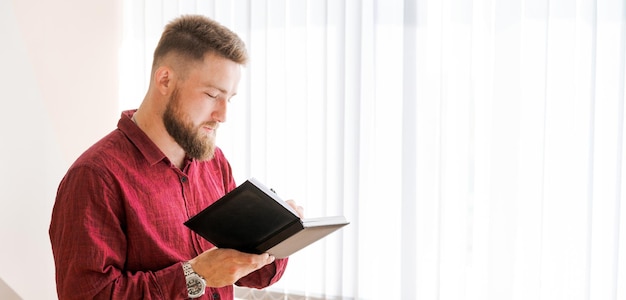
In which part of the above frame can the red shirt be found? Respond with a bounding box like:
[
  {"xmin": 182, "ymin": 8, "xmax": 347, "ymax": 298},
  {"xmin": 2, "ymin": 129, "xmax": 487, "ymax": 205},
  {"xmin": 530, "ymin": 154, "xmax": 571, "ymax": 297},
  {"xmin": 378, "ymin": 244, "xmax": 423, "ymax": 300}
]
[{"xmin": 49, "ymin": 110, "xmax": 287, "ymax": 299}]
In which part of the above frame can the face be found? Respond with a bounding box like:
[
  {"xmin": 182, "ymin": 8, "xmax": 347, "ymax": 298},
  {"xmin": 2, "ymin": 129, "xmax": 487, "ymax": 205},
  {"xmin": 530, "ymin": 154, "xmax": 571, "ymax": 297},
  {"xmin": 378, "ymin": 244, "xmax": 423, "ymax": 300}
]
[{"xmin": 163, "ymin": 53, "xmax": 241, "ymax": 161}]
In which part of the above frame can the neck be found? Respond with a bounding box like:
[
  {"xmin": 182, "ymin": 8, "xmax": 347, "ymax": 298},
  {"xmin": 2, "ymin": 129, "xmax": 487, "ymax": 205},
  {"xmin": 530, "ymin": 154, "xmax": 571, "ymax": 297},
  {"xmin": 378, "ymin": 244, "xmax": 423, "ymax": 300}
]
[{"xmin": 133, "ymin": 106, "xmax": 187, "ymax": 169}]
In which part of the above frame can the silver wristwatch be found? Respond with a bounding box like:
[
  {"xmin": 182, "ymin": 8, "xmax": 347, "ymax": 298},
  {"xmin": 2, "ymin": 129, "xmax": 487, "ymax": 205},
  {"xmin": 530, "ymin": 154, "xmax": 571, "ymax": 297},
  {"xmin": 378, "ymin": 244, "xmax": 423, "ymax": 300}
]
[{"xmin": 182, "ymin": 261, "xmax": 206, "ymax": 299}]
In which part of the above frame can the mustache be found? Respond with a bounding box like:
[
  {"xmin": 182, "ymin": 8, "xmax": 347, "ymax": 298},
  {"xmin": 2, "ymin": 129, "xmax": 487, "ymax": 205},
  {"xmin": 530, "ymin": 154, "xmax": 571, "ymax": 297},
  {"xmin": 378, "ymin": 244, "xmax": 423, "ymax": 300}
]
[{"xmin": 202, "ymin": 122, "xmax": 219, "ymax": 130}]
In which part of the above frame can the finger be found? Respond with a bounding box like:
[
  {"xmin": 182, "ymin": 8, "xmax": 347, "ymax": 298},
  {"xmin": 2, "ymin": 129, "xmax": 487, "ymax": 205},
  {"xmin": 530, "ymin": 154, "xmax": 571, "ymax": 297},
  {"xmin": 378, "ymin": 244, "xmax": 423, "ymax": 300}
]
[
  {"xmin": 296, "ymin": 205, "xmax": 304, "ymax": 218},
  {"xmin": 292, "ymin": 204, "xmax": 304, "ymax": 218},
  {"xmin": 286, "ymin": 200, "xmax": 304, "ymax": 218},
  {"xmin": 256, "ymin": 253, "xmax": 274, "ymax": 266}
]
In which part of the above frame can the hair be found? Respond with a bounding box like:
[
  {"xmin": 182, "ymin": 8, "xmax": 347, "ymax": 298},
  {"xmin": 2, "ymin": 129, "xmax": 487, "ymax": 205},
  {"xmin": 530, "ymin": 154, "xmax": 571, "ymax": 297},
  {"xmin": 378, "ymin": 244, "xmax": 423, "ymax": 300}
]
[{"xmin": 152, "ymin": 15, "xmax": 248, "ymax": 72}]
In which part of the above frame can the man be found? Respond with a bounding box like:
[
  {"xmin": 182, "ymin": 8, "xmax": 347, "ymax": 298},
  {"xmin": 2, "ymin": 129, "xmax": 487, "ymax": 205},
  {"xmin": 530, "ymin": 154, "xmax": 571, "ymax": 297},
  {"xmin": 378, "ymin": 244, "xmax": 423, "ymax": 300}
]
[{"xmin": 49, "ymin": 15, "xmax": 302, "ymax": 299}]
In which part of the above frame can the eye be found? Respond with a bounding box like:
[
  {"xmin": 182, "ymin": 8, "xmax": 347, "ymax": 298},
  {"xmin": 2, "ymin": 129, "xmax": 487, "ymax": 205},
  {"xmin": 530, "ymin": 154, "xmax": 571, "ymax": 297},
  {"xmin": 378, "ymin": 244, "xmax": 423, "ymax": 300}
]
[{"xmin": 206, "ymin": 93, "xmax": 218, "ymax": 99}]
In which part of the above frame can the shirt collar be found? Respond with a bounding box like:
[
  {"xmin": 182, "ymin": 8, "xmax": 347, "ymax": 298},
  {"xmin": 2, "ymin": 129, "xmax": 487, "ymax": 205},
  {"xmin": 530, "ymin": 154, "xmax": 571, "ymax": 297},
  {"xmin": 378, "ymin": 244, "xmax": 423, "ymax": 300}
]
[{"xmin": 118, "ymin": 110, "xmax": 168, "ymax": 166}]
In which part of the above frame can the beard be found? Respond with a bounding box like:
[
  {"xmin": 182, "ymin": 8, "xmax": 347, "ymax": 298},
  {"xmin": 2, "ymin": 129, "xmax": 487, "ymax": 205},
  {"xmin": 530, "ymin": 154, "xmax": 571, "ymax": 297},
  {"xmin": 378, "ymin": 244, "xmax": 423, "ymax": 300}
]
[{"xmin": 163, "ymin": 88, "xmax": 218, "ymax": 161}]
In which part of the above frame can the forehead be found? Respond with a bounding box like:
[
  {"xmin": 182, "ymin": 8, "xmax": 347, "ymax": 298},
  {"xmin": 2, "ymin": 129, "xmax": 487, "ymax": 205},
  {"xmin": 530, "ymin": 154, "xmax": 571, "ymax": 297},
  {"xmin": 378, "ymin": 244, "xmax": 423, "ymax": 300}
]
[{"xmin": 182, "ymin": 52, "xmax": 241, "ymax": 92}]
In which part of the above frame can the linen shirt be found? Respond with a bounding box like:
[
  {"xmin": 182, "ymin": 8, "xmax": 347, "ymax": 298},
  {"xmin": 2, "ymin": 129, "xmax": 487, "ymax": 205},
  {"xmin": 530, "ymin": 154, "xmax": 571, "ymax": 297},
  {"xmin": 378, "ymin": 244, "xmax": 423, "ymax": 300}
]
[{"xmin": 49, "ymin": 110, "xmax": 287, "ymax": 299}]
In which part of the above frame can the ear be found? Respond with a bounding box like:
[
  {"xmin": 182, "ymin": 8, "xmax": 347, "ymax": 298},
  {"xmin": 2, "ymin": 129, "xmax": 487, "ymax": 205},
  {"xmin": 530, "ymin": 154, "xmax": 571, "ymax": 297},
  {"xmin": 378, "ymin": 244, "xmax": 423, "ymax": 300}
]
[{"xmin": 154, "ymin": 66, "xmax": 173, "ymax": 95}]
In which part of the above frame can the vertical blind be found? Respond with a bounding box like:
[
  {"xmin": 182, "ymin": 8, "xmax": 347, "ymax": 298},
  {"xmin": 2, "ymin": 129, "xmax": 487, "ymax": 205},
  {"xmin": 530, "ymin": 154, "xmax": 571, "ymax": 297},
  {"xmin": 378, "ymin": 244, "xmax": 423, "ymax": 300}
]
[{"xmin": 119, "ymin": 0, "xmax": 626, "ymax": 299}]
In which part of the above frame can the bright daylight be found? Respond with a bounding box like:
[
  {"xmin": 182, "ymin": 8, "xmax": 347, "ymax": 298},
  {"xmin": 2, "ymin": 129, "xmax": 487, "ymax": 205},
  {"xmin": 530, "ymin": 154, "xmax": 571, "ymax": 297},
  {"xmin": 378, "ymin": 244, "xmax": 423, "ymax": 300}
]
[{"xmin": 1, "ymin": 0, "xmax": 625, "ymax": 299}]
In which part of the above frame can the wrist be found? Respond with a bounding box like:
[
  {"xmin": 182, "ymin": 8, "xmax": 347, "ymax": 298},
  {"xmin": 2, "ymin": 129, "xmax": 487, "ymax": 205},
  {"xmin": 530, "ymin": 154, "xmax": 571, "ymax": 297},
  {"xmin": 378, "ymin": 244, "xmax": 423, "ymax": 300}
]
[{"xmin": 182, "ymin": 261, "xmax": 206, "ymax": 299}]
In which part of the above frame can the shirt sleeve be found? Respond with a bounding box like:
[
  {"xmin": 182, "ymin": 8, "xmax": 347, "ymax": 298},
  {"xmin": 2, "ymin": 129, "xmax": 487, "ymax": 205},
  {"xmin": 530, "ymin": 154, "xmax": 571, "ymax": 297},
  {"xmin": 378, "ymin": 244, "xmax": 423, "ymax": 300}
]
[
  {"xmin": 235, "ymin": 258, "xmax": 289, "ymax": 288},
  {"xmin": 49, "ymin": 164, "xmax": 188, "ymax": 300}
]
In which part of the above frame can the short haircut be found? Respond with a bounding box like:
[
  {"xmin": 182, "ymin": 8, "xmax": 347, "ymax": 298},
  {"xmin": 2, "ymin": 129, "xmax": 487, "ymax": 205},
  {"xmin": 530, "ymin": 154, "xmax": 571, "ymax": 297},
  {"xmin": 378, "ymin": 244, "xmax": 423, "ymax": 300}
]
[{"xmin": 152, "ymin": 15, "xmax": 248, "ymax": 72}]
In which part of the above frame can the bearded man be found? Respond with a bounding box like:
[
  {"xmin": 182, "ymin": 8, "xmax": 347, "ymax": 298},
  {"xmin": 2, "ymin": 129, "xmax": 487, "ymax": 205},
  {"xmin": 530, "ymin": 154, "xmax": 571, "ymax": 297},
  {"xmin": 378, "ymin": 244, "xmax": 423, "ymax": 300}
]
[{"xmin": 49, "ymin": 15, "xmax": 302, "ymax": 300}]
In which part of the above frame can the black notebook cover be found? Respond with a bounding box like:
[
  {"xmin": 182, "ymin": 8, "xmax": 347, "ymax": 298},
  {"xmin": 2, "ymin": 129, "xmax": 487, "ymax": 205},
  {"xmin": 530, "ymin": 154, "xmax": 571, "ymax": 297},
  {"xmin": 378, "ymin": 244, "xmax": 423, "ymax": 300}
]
[{"xmin": 184, "ymin": 178, "xmax": 349, "ymax": 258}]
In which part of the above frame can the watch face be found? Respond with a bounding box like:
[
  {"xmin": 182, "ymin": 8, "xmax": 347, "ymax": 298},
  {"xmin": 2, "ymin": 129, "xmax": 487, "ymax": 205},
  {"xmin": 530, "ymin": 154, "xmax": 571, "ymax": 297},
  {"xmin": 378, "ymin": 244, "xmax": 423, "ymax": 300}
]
[{"xmin": 186, "ymin": 275, "xmax": 206, "ymax": 297}]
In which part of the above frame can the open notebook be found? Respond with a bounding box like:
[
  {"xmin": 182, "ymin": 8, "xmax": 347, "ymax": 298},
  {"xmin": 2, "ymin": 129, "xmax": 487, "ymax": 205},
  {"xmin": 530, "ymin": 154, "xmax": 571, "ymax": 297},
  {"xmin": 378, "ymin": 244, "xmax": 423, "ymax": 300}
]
[{"xmin": 184, "ymin": 178, "xmax": 349, "ymax": 258}]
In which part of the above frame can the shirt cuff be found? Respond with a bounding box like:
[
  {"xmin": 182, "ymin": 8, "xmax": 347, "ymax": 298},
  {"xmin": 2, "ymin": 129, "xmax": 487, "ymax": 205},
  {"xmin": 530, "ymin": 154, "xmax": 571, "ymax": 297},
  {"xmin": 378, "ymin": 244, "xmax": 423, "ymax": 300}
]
[
  {"xmin": 236, "ymin": 257, "xmax": 289, "ymax": 288},
  {"xmin": 154, "ymin": 262, "xmax": 189, "ymax": 299}
]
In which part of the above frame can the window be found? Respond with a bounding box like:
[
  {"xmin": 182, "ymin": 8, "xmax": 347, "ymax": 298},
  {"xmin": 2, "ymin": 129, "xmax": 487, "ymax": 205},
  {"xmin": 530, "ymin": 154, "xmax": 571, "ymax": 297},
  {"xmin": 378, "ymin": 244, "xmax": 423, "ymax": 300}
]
[{"xmin": 120, "ymin": 1, "xmax": 626, "ymax": 299}]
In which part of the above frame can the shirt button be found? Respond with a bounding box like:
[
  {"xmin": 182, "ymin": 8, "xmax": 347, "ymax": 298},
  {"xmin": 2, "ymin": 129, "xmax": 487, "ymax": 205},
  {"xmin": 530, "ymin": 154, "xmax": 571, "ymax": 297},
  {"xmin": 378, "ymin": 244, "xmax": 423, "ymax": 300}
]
[
  {"xmin": 180, "ymin": 176, "xmax": 188, "ymax": 183},
  {"xmin": 212, "ymin": 293, "xmax": 220, "ymax": 299}
]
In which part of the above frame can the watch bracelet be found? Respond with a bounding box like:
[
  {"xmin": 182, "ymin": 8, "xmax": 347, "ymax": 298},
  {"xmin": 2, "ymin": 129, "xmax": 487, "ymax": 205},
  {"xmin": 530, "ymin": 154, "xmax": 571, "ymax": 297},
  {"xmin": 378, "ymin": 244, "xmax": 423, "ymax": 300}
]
[{"xmin": 182, "ymin": 261, "xmax": 197, "ymax": 277}]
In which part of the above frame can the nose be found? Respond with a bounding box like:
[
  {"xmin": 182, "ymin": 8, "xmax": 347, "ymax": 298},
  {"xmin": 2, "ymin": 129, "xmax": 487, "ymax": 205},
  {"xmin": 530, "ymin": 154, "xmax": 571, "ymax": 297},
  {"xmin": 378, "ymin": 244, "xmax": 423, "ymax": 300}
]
[{"xmin": 212, "ymin": 98, "xmax": 228, "ymax": 123}]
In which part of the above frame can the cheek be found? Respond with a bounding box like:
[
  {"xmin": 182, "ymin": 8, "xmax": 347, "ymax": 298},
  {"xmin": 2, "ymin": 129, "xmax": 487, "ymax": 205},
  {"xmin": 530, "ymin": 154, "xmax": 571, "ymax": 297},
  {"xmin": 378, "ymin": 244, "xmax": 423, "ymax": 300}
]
[{"xmin": 184, "ymin": 99, "xmax": 213, "ymax": 122}]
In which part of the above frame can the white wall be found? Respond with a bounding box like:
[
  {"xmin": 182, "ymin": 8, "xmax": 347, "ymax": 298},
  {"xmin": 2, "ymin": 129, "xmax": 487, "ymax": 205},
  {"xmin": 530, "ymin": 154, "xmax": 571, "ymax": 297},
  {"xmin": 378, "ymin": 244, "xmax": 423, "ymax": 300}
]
[{"xmin": 0, "ymin": 1, "xmax": 122, "ymax": 298}]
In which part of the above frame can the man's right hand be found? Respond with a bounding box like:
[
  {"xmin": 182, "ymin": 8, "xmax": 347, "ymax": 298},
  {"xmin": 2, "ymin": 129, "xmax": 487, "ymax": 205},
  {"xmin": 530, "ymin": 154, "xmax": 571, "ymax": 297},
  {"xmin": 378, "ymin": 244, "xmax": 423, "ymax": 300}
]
[{"xmin": 188, "ymin": 247, "xmax": 275, "ymax": 287}]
